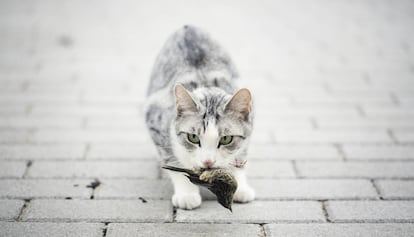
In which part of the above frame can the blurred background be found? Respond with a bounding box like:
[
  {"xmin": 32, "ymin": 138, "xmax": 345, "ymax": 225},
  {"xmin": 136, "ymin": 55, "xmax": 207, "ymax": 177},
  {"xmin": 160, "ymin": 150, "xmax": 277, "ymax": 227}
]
[
  {"xmin": 1, "ymin": 0, "xmax": 414, "ymax": 139},
  {"xmin": 1, "ymin": 0, "xmax": 413, "ymax": 142},
  {"xmin": 1, "ymin": 0, "xmax": 414, "ymax": 234}
]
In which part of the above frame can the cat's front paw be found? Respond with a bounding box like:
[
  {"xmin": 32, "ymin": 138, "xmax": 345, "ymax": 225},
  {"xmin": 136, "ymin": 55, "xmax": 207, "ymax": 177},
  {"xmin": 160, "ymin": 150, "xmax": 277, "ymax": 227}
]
[
  {"xmin": 172, "ymin": 192, "xmax": 202, "ymax": 210},
  {"xmin": 233, "ymin": 185, "xmax": 255, "ymax": 203}
]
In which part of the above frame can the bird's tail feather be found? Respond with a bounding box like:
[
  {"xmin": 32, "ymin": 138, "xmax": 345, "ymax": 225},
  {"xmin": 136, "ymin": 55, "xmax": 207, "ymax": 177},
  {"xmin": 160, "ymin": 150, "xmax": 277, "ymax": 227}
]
[{"xmin": 161, "ymin": 165, "xmax": 196, "ymax": 175}]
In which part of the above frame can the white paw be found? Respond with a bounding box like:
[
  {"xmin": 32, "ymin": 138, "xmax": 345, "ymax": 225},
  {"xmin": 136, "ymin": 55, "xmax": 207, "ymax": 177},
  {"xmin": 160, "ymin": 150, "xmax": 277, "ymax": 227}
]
[
  {"xmin": 172, "ymin": 192, "xmax": 202, "ymax": 210},
  {"xmin": 233, "ymin": 186, "xmax": 255, "ymax": 203}
]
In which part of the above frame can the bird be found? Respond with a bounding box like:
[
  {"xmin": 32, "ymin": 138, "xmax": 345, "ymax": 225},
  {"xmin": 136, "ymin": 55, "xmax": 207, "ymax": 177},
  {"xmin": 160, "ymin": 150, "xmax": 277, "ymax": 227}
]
[{"xmin": 162, "ymin": 165, "xmax": 238, "ymax": 212}]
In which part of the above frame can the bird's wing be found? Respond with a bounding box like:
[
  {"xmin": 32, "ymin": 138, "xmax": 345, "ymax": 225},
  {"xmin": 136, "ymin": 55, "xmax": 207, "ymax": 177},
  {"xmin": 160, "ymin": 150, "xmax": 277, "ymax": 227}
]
[
  {"xmin": 186, "ymin": 176, "xmax": 213, "ymax": 187},
  {"xmin": 161, "ymin": 165, "xmax": 214, "ymax": 187}
]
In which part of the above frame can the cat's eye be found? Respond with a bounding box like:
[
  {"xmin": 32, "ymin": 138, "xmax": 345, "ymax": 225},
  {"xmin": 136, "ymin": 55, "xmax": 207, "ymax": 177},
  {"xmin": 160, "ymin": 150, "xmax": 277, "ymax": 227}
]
[
  {"xmin": 219, "ymin": 135, "xmax": 233, "ymax": 146},
  {"xmin": 187, "ymin": 133, "xmax": 200, "ymax": 144}
]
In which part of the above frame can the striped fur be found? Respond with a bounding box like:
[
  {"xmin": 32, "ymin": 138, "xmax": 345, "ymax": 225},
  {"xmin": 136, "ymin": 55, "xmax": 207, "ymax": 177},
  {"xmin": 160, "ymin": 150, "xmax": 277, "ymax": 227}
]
[{"xmin": 145, "ymin": 25, "xmax": 253, "ymax": 169}]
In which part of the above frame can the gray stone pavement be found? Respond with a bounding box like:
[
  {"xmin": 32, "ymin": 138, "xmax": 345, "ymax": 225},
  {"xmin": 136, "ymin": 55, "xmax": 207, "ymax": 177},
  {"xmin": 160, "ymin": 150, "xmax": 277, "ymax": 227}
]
[{"xmin": 1, "ymin": 0, "xmax": 414, "ymax": 236}]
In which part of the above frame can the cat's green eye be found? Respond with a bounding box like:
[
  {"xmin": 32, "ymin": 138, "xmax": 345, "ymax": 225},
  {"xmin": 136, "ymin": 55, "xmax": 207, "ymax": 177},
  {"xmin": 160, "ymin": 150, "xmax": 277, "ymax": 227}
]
[
  {"xmin": 219, "ymin": 135, "xmax": 233, "ymax": 146},
  {"xmin": 187, "ymin": 133, "xmax": 200, "ymax": 144}
]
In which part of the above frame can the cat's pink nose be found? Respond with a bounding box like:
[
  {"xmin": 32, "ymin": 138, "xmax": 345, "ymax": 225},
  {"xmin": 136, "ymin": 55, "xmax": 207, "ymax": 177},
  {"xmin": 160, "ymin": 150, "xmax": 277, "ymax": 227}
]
[{"xmin": 203, "ymin": 160, "xmax": 216, "ymax": 168}]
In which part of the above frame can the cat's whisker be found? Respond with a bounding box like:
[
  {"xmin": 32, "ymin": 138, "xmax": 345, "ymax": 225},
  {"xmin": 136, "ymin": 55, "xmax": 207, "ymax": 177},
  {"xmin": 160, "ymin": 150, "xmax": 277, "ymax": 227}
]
[{"xmin": 229, "ymin": 160, "xmax": 247, "ymax": 168}]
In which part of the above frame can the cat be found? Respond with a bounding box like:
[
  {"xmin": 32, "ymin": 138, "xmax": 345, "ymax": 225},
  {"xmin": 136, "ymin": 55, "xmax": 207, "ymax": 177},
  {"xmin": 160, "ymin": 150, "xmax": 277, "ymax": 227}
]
[{"xmin": 145, "ymin": 25, "xmax": 255, "ymax": 209}]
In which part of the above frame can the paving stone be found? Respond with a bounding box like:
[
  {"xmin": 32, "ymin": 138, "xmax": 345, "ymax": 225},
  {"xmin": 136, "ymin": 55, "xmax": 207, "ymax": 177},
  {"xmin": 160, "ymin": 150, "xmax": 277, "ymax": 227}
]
[
  {"xmin": 87, "ymin": 143, "xmax": 157, "ymax": 160},
  {"xmin": 94, "ymin": 179, "xmax": 172, "ymax": 199},
  {"xmin": 254, "ymin": 117, "xmax": 314, "ymax": 131},
  {"xmin": 0, "ymin": 117, "xmax": 83, "ymax": 129},
  {"xmin": 23, "ymin": 199, "xmax": 172, "ymax": 222},
  {"xmin": 248, "ymin": 144, "xmax": 341, "ymax": 160},
  {"xmin": 31, "ymin": 104, "xmax": 139, "ymax": 116},
  {"xmin": 265, "ymin": 223, "xmax": 414, "ymax": 237},
  {"xmin": 0, "ymin": 95, "xmax": 79, "ymax": 104},
  {"xmin": 0, "ymin": 222, "xmax": 105, "ymax": 237},
  {"xmin": 82, "ymin": 95, "xmax": 143, "ymax": 105},
  {"xmin": 0, "ymin": 179, "xmax": 92, "ymax": 199},
  {"xmin": 107, "ymin": 223, "xmax": 261, "ymax": 237},
  {"xmin": 327, "ymin": 201, "xmax": 414, "ymax": 222},
  {"xmin": 0, "ymin": 144, "xmax": 85, "ymax": 160},
  {"xmin": 296, "ymin": 161, "xmax": 414, "ymax": 178},
  {"xmin": 86, "ymin": 116, "xmax": 146, "ymax": 129},
  {"xmin": 363, "ymin": 107, "xmax": 414, "ymax": 118},
  {"xmin": 176, "ymin": 201, "xmax": 324, "ymax": 223},
  {"xmin": 291, "ymin": 97, "xmax": 395, "ymax": 108},
  {"xmin": 329, "ymin": 90, "xmax": 395, "ymax": 99},
  {"xmin": 0, "ymin": 105, "xmax": 26, "ymax": 115},
  {"xmin": 27, "ymin": 161, "xmax": 159, "ymax": 178},
  {"xmin": 316, "ymin": 117, "xmax": 414, "ymax": 129},
  {"xmin": 0, "ymin": 131, "xmax": 29, "ymax": 143},
  {"xmin": 249, "ymin": 128, "xmax": 275, "ymax": 144},
  {"xmin": 262, "ymin": 106, "xmax": 360, "ymax": 117},
  {"xmin": 0, "ymin": 161, "xmax": 26, "ymax": 178},
  {"xmin": 343, "ymin": 145, "xmax": 414, "ymax": 160},
  {"xmin": 30, "ymin": 130, "xmax": 151, "ymax": 143},
  {"xmin": 394, "ymin": 132, "xmax": 414, "ymax": 143},
  {"xmin": 376, "ymin": 180, "xmax": 414, "ymax": 199},
  {"xmin": 291, "ymin": 92, "xmax": 395, "ymax": 104},
  {"xmin": 399, "ymin": 98, "xmax": 414, "ymax": 108},
  {"xmin": 251, "ymin": 179, "xmax": 377, "ymax": 200},
  {"xmin": 0, "ymin": 200, "xmax": 24, "ymax": 220},
  {"xmin": 247, "ymin": 161, "xmax": 296, "ymax": 178},
  {"xmin": 274, "ymin": 130, "xmax": 391, "ymax": 144}
]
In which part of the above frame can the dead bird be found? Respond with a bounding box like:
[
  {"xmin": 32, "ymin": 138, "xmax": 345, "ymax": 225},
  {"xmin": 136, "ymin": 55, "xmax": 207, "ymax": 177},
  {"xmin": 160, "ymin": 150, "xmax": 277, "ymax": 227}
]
[{"xmin": 162, "ymin": 165, "xmax": 237, "ymax": 211}]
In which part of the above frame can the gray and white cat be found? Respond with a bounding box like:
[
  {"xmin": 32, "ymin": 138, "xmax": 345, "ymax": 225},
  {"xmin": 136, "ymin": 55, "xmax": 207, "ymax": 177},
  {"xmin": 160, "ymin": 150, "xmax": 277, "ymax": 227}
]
[{"xmin": 145, "ymin": 25, "xmax": 254, "ymax": 209}]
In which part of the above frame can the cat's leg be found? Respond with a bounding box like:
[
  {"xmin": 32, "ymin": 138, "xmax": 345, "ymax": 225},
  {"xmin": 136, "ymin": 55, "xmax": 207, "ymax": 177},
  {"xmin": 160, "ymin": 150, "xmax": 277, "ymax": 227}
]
[
  {"xmin": 232, "ymin": 168, "xmax": 255, "ymax": 203},
  {"xmin": 168, "ymin": 171, "xmax": 202, "ymax": 209}
]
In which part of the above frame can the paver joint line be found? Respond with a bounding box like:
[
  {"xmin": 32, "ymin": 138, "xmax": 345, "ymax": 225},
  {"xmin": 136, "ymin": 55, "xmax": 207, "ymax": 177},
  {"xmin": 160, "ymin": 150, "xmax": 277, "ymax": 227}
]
[{"xmin": 1, "ymin": 0, "xmax": 414, "ymax": 236}]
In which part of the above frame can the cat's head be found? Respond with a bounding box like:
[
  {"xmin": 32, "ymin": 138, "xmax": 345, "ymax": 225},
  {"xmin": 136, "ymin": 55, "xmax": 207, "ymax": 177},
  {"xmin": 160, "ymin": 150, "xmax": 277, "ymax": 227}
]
[{"xmin": 171, "ymin": 84, "xmax": 253, "ymax": 169}]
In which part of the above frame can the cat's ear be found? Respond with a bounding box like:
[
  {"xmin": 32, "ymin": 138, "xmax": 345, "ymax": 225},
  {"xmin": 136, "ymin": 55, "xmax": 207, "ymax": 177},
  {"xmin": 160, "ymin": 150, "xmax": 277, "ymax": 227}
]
[
  {"xmin": 225, "ymin": 88, "xmax": 252, "ymax": 120},
  {"xmin": 174, "ymin": 84, "xmax": 198, "ymax": 114}
]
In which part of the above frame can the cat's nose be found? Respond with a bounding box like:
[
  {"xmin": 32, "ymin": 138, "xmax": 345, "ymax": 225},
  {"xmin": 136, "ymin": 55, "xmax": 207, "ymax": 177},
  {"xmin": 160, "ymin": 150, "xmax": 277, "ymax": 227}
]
[{"xmin": 202, "ymin": 160, "xmax": 216, "ymax": 168}]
